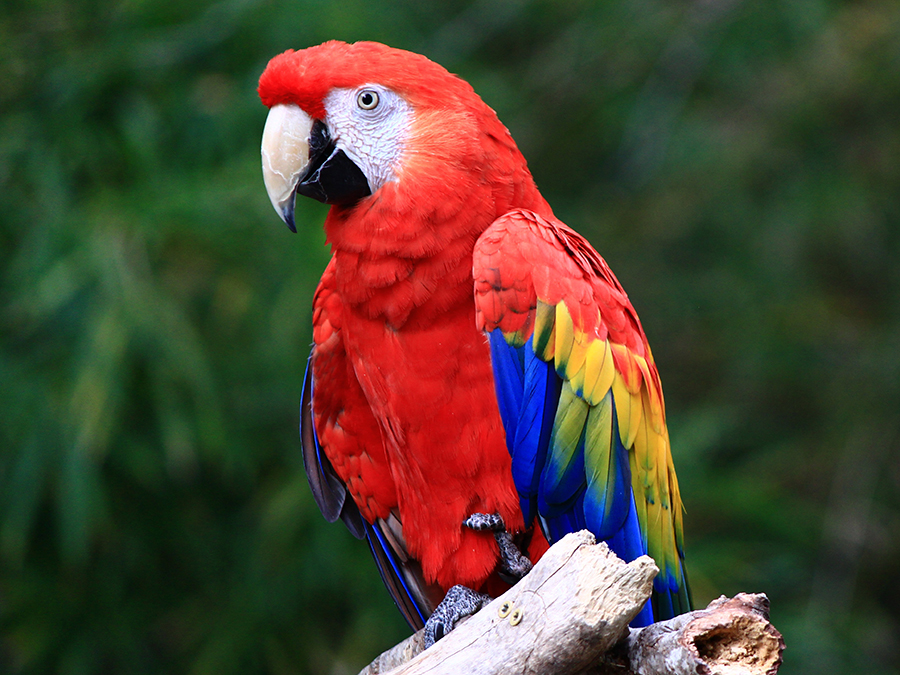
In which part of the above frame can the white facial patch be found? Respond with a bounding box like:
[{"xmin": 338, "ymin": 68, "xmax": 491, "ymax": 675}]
[{"xmin": 323, "ymin": 85, "xmax": 412, "ymax": 193}]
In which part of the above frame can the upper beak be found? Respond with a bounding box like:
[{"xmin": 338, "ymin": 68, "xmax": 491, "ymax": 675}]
[
  {"xmin": 261, "ymin": 104, "xmax": 314, "ymax": 232},
  {"xmin": 261, "ymin": 104, "xmax": 373, "ymax": 233}
]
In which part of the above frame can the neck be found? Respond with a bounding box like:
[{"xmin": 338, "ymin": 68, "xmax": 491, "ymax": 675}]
[{"xmin": 324, "ymin": 192, "xmax": 485, "ymax": 328}]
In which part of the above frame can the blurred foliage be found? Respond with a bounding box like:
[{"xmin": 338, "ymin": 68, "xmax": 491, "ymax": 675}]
[{"xmin": 1, "ymin": 0, "xmax": 898, "ymax": 673}]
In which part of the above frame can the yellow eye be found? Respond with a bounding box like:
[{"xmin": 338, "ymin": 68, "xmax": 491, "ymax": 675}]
[{"xmin": 357, "ymin": 89, "xmax": 379, "ymax": 110}]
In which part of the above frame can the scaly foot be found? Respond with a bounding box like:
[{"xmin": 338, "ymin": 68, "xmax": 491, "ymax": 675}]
[
  {"xmin": 423, "ymin": 584, "xmax": 491, "ymax": 648},
  {"xmin": 464, "ymin": 512, "xmax": 533, "ymax": 581}
]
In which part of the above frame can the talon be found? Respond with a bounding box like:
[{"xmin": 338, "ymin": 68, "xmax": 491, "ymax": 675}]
[{"xmin": 423, "ymin": 585, "xmax": 491, "ymax": 648}]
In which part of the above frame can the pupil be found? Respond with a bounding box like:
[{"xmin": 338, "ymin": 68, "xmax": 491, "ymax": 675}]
[{"xmin": 361, "ymin": 93, "xmax": 373, "ymax": 106}]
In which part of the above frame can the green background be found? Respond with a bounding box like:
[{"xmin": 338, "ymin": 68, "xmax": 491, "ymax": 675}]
[{"xmin": 2, "ymin": 0, "xmax": 898, "ymax": 673}]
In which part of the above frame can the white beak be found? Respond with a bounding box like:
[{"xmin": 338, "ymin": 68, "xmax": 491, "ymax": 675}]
[{"xmin": 261, "ymin": 103, "xmax": 315, "ymax": 231}]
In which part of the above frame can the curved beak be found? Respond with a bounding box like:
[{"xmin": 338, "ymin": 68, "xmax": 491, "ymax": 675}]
[
  {"xmin": 261, "ymin": 104, "xmax": 373, "ymax": 233},
  {"xmin": 261, "ymin": 104, "xmax": 315, "ymax": 232}
]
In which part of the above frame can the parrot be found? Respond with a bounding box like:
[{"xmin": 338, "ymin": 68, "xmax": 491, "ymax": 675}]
[{"xmin": 258, "ymin": 40, "xmax": 691, "ymax": 640}]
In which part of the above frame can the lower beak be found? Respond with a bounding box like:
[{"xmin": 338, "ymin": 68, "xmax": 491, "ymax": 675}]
[{"xmin": 261, "ymin": 104, "xmax": 371, "ymax": 232}]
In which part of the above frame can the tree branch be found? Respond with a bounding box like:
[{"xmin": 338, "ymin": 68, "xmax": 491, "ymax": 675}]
[{"xmin": 359, "ymin": 531, "xmax": 784, "ymax": 675}]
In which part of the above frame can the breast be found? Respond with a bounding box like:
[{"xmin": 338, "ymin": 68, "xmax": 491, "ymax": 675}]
[{"xmin": 339, "ymin": 287, "xmax": 524, "ymax": 590}]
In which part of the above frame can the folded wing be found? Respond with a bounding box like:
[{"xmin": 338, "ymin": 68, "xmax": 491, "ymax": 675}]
[{"xmin": 474, "ymin": 209, "xmax": 691, "ymax": 623}]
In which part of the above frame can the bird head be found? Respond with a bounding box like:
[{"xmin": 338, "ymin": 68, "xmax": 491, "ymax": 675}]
[{"xmin": 258, "ymin": 41, "xmax": 532, "ymax": 233}]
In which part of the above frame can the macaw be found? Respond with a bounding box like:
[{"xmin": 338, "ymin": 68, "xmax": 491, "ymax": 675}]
[{"xmin": 258, "ymin": 40, "xmax": 690, "ymax": 637}]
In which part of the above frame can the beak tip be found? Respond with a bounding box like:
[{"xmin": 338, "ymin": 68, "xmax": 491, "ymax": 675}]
[{"xmin": 281, "ymin": 204, "xmax": 297, "ymax": 233}]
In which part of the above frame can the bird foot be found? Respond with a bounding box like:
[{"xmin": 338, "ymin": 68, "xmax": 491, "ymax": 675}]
[
  {"xmin": 464, "ymin": 512, "xmax": 533, "ymax": 581},
  {"xmin": 423, "ymin": 584, "xmax": 491, "ymax": 648}
]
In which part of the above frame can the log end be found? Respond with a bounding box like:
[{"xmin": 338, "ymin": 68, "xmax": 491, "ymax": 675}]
[{"xmin": 683, "ymin": 594, "xmax": 784, "ymax": 675}]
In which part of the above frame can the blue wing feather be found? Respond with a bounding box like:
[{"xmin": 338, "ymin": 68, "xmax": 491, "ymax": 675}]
[
  {"xmin": 583, "ymin": 394, "xmax": 632, "ymax": 540},
  {"xmin": 538, "ymin": 384, "xmax": 589, "ymax": 517},
  {"xmin": 539, "ymin": 491, "xmax": 587, "ymax": 543},
  {"xmin": 488, "ymin": 330, "xmax": 658, "ymax": 626},
  {"xmin": 510, "ymin": 337, "xmax": 561, "ymax": 524},
  {"xmin": 488, "ymin": 331, "xmax": 525, "ymax": 446},
  {"xmin": 612, "ymin": 491, "xmax": 653, "ymax": 625}
]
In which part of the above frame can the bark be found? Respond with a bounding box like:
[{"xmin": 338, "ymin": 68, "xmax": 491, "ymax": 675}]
[{"xmin": 359, "ymin": 531, "xmax": 784, "ymax": 675}]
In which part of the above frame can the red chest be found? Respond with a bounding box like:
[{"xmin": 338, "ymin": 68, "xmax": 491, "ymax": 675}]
[{"xmin": 328, "ymin": 254, "xmax": 524, "ymax": 590}]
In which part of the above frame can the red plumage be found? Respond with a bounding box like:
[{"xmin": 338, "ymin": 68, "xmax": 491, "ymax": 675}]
[{"xmin": 266, "ymin": 41, "xmax": 554, "ymax": 593}]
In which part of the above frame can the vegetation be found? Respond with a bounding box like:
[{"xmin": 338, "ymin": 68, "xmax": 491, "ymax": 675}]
[{"xmin": 1, "ymin": 0, "xmax": 898, "ymax": 673}]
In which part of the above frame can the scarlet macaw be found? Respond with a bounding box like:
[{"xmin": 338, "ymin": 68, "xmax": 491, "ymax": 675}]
[{"xmin": 258, "ymin": 40, "xmax": 690, "ymax": 638}]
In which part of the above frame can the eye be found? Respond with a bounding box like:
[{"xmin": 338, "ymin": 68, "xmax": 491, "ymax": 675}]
[{"xmin": 357, "ymin": 89, "xmax": 380, "ymax": 110}]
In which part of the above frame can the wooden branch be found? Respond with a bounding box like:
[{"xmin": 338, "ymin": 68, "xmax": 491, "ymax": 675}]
[
  {"xmin": 585, "ymin": 593, "xmax": 784, "ymax": 675},
  {"xmin": 359, "ymin": 531, "xmax": 784, "ymax": 675},
  {"xmin": 623, "ymin": 593, "xmax": 783, "ymax": 675}
]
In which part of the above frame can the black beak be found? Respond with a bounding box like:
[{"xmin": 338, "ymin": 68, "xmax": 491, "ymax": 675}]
[{"xmin": 296, "ymin": 120, "xmax": 372, "ymax": 208}]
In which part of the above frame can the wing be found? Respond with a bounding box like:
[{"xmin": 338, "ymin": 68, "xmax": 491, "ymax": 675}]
[
  {"xmin": 473, "ymin": 209, "xmax": 691, "ymax": 623},
  {"xmin": 302, "ymin": 260, "xmax": 443, "ymax": 629}
]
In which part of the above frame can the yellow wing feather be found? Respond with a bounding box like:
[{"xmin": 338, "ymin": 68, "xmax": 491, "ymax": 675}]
[
  {"xmin": 533, "ymin": 300, "xmax": 556, "ymax": 361},
  {"xmin": 554, "ymin": 303, "xmax": 575, "ymax": 374}
]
